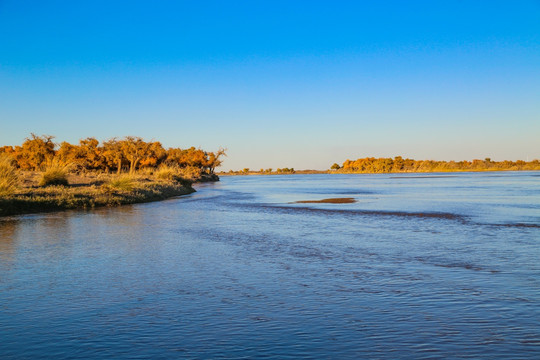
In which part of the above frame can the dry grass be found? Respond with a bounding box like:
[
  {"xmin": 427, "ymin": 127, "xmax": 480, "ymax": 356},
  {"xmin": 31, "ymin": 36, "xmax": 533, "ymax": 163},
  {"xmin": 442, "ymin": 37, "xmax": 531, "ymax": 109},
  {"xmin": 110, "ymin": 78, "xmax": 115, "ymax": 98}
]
[
  {"xmin": 0, "ymin": 176, "xmax": 195, "ymax": 217},
  {"xmin": 0, "ymin": 155, "xmax": 19, "ymax": 196},
  {"xmin": 178, "ymin": 166, "xmax": 202, "ymax": 181},
  {"xmin": 39, "ymin": 159, "xmax": 70, "ymax": 187},
  {"xmin": 0, "ymin": 167, "xmax": 215, "ymax": 217},
  {"xmin": 155, "ymin": 164, "xmax": 179, "ymax": 181},
  {"xmin": 105, "ymin": 174, "xmax": 136, "ymax": 191}
]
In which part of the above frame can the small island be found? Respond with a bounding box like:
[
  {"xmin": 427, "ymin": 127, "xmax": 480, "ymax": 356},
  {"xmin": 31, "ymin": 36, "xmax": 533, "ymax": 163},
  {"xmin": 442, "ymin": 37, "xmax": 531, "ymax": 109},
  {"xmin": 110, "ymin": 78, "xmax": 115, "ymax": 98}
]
[{"xmin": 0, "ymin": 134, "xmax": 225, "ymax": 217}]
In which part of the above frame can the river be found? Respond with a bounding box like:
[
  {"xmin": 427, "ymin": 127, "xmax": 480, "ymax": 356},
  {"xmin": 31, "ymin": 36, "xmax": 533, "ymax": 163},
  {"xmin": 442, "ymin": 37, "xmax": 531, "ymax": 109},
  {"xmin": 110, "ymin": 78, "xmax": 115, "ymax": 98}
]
[{"xmin": 1, "ymin": 172, "xmax": 539, "ymax": 359}]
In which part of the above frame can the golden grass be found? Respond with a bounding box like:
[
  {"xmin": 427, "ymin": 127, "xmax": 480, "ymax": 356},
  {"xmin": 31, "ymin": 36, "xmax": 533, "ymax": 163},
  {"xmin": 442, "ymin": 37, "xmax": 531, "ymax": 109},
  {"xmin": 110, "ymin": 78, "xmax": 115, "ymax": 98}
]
[
  {"xmin": 0, "ymin": 176, "xmax": 195, "ymax": 217},
  {"xmin": 178, "ymin": 166, "xmax": 202, "ymax": 181},
  {"xmin": 39, "ymin": 159, "xmax": 70, "ymax": 187},
  {"xmin": 154, "ymin": 164, "xmax": 180, "ymax": 181},
  {"xmin": 0, "ymin": 155, "xmax": 19, "ymax": 196},
  {"xmin": 105, "ymin": 174, "xmax": 136, "ymax": 191},
  {"xmin": 0, "ymin": 166, "xmax": 214, "ymax": 217}
]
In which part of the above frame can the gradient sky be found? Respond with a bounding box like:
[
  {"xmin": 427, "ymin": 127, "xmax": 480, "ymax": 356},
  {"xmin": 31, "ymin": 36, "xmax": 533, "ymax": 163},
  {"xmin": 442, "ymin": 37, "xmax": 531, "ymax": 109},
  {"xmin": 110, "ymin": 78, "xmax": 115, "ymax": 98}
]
[{"xmin": 1, "ymin": 0, "xmax": 539, "ymax": 170}]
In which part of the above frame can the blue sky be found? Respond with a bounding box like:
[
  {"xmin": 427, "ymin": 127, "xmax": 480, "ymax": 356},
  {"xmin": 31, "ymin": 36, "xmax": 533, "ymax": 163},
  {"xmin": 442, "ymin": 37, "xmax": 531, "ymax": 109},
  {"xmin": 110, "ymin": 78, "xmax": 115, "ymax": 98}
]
[{"xmin": 1, "ymin": 0, "xmax": 539, "ymax": 170}]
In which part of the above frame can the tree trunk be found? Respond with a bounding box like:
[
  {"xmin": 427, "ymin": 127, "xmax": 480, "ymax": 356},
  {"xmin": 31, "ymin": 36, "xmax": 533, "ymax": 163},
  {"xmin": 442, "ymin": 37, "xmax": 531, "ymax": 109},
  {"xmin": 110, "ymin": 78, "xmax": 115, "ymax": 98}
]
[{"xmin": 130, "ymin": 158, "xmax": 140, "ymax": 174}]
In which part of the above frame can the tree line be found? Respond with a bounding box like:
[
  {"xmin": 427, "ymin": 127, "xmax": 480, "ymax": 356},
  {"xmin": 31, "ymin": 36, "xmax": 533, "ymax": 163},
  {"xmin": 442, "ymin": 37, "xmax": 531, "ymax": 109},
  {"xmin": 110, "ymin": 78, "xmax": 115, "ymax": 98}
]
[
  {"xmin": 333, "ymin": 156, "xmax": 540, "ymax": 173},
  {"xmin": 0, "ymin": 134, "xmax": 226, "ymax": 174}
]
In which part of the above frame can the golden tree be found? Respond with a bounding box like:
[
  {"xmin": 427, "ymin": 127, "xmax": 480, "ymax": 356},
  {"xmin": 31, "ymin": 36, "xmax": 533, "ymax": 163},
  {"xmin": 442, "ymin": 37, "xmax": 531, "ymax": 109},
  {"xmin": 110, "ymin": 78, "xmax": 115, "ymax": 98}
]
[{"xmin": 15, "ymin": 134, "xmax": 56, "ymax": 170}]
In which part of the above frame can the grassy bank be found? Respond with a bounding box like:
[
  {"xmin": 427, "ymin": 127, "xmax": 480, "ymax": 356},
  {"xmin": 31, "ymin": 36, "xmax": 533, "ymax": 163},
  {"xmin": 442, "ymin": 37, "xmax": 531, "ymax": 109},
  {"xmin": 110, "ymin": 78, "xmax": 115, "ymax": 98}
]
[
  {"xmin": 0, "ymin": 134, "xmax": 225, "ymax": 216},
  {"xmin": 0, "ymin": 170, "xmax": 210, "ymax": 217}
]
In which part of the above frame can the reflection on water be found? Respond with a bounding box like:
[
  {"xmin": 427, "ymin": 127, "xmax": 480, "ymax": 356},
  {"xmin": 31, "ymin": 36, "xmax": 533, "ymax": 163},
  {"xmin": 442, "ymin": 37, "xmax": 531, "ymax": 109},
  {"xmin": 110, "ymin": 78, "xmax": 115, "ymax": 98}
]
[
  {"xmin": 0, "ymin": 172, "xmax": 539, "ymax": 359},
  {"xmin": 0, "ymin": 219, "xmax": 18, "ymax": 264}
]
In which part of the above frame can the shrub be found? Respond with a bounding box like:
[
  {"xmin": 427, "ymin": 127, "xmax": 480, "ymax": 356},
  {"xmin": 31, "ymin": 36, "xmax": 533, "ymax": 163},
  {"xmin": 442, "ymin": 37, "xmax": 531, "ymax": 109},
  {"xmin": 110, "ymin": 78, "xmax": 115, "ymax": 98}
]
[
  {"xmin": 105, "ymin": 174, "xmax": 135, "ymax": 191},
  {"xmin": 0, "ymin": 154, "xmax": 19, "ymax": 195},
  {"xmin": 39, "ymin": 159, "xmax": 70, "ymax": 187},
  {"xmin": 154, "ymin": 164, "xmax": 193, "ymax": 184},
  {"xmin": 155, "ymin": 164, "xmax": 178, "ymax": 180},
  {"xmin": 178, "ymin": 166, "xmax": 202, "ymax": 181}
]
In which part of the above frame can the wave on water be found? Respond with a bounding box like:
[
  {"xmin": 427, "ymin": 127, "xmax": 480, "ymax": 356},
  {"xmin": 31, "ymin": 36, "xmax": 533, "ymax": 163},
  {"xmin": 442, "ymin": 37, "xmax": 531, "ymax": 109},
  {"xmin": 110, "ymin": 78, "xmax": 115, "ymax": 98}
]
[
  {"xmin": 233, "ymin": 199, "xmax": 540, "ymax": 229},
  {"xmin": 491, "ymin": 222, "xmax": 540, "ymax": 229},
  {"xmin": 299, "ymin": 189, "xmax": 375, "ymax": 195},
  {"xmin": 254, "ymin": 204, "xmax": 467, "ymax": 222},
  {"xmin": 412, "ymin": 256, "xmax": 502, "ymax": 274},
  {"xmin": 268, "ymin": 204, "xmax": 540, "ymax": 228}
]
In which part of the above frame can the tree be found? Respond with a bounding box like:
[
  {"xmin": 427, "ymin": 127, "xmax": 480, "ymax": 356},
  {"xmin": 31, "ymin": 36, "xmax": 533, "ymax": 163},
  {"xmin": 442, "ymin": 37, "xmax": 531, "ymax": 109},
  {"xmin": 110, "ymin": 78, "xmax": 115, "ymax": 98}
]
[
  {"xmin": 15, "ymin": 134, "xmax": 56, "ymax": 170},
  {"xmin": 56, "ymin": 141, "xmax": 80, "ymax": 167},
  {"xmin": 205, "ymin": 147, "xmax": 226, "ymax": 174},
  {"xmin": 119, "ymin": 136, "xmax": 154, "ymax": 174},
  {"xmin": 103, "ymin": 138, "xmax": 125, "ymax": 174},
  {"xmin": 139, "ymin": 141, "xmax": 167, "ymax": 169},
  {"xmin": 78, "ymin": 137, "xmax": 103, "ymax": 170}
]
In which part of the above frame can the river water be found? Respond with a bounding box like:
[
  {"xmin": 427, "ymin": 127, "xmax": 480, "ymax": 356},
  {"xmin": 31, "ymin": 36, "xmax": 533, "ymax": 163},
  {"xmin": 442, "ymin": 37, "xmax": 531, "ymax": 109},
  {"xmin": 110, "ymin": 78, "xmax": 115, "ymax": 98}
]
[{"xmin": 1, "ymin": 172, "xmax": 539, "ymax": 359}]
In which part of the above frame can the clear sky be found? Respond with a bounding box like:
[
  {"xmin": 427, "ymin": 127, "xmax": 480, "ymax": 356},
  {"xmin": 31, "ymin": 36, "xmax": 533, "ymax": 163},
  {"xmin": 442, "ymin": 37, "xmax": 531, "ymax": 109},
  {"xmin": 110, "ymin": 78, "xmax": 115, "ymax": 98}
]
[{"xmin": 1, "ymin": 0, "xmax": 539, "ymax": 171}]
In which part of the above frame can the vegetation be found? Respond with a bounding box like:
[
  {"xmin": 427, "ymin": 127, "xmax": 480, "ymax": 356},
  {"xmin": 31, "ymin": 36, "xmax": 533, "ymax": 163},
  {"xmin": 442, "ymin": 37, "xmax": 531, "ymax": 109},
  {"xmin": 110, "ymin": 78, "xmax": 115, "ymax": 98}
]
[
  {"xmin": 1, "ymin": 133, "xmax": 225, "ymax": 174},
  {"xmin": 0, "ymin": 134, "xmax": 225, "ymax": 217},
  {"xmin": 0, "ymin": 176, "xmax": 194, "ymax": 217},
  {"xmin": 221, "ymin": 157, "xmax": 540, "ymax": 176},
  {"xmin": 277, "ymin": 167, "xmax": 296, "ymax": 174},
  {"xmin": 335, "ymin": 156, "xmax": 540, "ymax": 173},
  {"xmin": 0, "ymin": 155, "xmax": 19, "ymax": 196},
  {"xmin": 224, "ymin": 167, "xmax": 297, "ymax": 175},
  {"xmin": 105, "ymin": 174, "xmax": 136, "ymax": 191},
  {"xmin": 38, "ymin": 159, "xmax": 70, "ymax": 186}
]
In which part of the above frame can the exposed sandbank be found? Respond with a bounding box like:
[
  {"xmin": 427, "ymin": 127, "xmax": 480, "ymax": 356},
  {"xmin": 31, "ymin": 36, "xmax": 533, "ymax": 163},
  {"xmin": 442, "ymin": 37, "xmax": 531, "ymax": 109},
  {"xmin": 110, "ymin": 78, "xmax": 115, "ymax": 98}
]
[{"xmin": 293, "ymin": 197, "xmax": 357, "ymax": 204}]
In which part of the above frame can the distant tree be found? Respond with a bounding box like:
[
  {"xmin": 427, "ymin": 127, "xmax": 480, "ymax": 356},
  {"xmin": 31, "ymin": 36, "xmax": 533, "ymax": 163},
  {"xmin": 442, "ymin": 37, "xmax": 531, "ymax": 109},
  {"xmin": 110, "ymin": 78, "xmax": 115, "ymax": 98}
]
[{"xmin": 331, "ymin": 163, "xmax": 341, "ymax": 170}]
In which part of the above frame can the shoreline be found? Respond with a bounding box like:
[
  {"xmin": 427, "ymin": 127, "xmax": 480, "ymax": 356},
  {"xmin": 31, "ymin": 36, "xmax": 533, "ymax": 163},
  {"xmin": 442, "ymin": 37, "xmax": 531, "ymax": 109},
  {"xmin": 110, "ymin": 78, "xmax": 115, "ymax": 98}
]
[
  {"xmin": 0, "ymin": 181, "xmax": 195, "ymax": 218},
  {"xmin": 0, "ymin": 173, "xmax": 219, "ymax": 218},
  {"xmin": 3, "ymin": 169, "xmax": 538, "ymax": 218}
]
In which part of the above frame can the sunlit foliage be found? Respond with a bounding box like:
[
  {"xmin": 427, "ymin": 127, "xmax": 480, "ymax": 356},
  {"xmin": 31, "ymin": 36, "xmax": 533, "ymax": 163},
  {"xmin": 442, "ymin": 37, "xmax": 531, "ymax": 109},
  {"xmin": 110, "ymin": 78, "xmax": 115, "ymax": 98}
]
[
  {"xmin": 0, "ymin": 135, "xmax": 226, "ymax": 176},
  {"xmin": 276, "ymin": 167, "xmax": 295, "ymax": 174},
  {"xmin": 0, "ymin": 154, "xmax": 19, "ymax": 195},
  {"xmin": 336, "ymin": 156, "xmax": 540, "ymax": 173},
  {"xmin": 13, "ymin": 134, "xmax": 56, "ymax": 170}
]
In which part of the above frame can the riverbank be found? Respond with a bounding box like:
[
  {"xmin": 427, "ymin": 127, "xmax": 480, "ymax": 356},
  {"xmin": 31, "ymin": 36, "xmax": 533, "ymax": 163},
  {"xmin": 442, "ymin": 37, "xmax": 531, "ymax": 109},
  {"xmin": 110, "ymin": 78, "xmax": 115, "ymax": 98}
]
[{"xmin": 0, "ymin": 172, "xmax": 219, "ymax": 217}]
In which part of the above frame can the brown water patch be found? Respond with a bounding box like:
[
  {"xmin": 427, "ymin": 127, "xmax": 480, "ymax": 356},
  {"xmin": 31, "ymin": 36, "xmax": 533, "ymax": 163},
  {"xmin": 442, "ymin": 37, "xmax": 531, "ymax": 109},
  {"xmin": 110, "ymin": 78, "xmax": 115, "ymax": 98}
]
[{"xmin": 293, "ymin": 198, "xmax": 357, "ymax": 204}]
